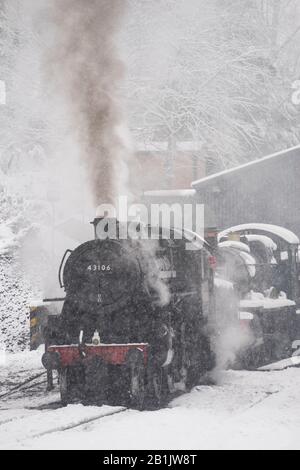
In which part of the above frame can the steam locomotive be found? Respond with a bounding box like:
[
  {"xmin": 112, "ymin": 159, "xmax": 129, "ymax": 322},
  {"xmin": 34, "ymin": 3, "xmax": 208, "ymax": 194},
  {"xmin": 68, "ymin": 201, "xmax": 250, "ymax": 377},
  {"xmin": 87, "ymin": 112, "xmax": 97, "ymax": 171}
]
[
  {"xmin": 41, "ymin": 219, "xmax": 215, "ymax": 409},
  {"xmin": 215, "ymin": 223, "xmax": 300, "ymax": 369}
]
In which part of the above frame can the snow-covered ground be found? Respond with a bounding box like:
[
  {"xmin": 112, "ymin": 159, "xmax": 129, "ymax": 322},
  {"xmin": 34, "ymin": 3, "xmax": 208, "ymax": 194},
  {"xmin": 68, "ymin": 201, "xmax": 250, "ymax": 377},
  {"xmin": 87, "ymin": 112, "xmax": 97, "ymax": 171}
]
[{"xmin": 0, "ymin": 350, "xmax": 299, "ymax": 450}]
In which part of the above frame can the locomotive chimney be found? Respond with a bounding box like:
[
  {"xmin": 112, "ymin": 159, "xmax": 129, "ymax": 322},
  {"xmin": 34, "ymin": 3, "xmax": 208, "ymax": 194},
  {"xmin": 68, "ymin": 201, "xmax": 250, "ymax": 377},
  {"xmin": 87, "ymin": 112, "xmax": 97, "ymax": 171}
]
[
  {"xmin": 91, "ymin": 213, "xmax": 107, "ymax": 240},
  {"xmin": 91, "ymin": 212, "xmax": 119, "ymax": 240}
]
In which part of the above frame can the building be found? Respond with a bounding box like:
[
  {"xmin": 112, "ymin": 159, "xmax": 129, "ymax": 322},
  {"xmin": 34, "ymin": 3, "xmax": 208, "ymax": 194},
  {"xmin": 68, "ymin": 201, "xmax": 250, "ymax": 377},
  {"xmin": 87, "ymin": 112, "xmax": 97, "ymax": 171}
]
[
  {"xmin": 131, "ymin": 141, "xmax": 206, "ymax": 194},
  {"xmin": 192, "ymin": 145, "xmax": 300, "ymax": 236}
]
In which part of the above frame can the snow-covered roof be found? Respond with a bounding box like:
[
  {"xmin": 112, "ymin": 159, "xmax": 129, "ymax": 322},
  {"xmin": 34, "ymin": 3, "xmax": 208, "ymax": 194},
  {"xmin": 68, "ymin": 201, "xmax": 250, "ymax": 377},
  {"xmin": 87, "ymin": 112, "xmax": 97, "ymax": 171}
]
[
  {"xmin": 240, "ymin": 298, "xmax": 296, "ymax": 310},
  {"xmin": 245, "ymin": 234, "xmax": 277, "ymax": 251},
  {"xmin": 240, "ymin": 290, "xmax": 296, "ymax": 310},
  {"xmin": 218, "ymin": 224, "xmax": 299, "ymax": 245},
  {"xmin": 218, "ymin": 240, "xmax": 251, "ymax": 253},
  {"xmin": 29, "ymin": 300, "xmax": 52, "ymax": 308},
  {"xmin": 240, "ymin": 299, "xmax": 264, "ymax": 309},
  {"xmin": 192, "ymin": 144, "xmax": 300, "ymax": 189}
]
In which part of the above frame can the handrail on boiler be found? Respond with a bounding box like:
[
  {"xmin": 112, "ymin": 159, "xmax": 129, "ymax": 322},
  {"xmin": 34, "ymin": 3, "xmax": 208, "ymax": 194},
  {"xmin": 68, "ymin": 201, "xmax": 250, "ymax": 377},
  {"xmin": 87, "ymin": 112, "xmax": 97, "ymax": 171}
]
[{"xmin": 58, "ymin": 249, "xmax": 73, "ymax": 289}]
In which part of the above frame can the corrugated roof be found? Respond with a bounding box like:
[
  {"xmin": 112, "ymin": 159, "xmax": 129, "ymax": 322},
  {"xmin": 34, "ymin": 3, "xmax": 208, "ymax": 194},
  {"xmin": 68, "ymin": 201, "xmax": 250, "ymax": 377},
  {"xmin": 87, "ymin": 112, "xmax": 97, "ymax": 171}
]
[{"xmin": 192, "ymin": 145, "xmax": 300, "ymax": 189}]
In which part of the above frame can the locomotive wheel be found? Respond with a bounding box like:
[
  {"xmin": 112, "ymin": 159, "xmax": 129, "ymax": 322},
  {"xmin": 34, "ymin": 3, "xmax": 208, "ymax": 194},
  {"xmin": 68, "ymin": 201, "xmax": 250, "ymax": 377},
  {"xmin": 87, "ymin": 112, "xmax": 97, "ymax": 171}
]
[{"xmin": 126, "ymin": 349, "xmax": 145, "ymax": 410}]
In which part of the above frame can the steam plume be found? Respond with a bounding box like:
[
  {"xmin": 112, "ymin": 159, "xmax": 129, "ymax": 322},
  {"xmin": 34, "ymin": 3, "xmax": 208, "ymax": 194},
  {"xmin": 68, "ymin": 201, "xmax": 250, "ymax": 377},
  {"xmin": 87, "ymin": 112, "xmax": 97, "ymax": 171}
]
[{"xmin": 50, "ymin": 0, "xmax": 131, "ymax": 206}]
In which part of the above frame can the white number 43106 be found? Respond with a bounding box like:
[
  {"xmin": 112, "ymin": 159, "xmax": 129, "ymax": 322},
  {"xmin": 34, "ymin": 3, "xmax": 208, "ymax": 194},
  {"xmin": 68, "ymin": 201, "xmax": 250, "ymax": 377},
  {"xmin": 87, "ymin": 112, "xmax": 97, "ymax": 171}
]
[{"xmin": 87, "ymin": 265, "xmax": 111, "ymax": 272}]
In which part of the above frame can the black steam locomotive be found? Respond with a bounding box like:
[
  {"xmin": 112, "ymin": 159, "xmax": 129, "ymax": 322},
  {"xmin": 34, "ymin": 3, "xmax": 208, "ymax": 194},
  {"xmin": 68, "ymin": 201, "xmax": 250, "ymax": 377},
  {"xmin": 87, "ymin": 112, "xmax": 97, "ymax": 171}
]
[{"xmin": 42, "ymin": 219, "xmax": 215, "ymax": 409}]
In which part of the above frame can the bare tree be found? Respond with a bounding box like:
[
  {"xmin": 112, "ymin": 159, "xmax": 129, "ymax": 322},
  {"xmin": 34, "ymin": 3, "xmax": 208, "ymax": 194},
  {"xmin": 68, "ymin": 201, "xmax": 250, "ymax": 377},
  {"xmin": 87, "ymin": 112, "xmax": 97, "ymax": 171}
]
[{"xmin": 125, "ymin": 0, "xmax": 300, "ymax": 172}]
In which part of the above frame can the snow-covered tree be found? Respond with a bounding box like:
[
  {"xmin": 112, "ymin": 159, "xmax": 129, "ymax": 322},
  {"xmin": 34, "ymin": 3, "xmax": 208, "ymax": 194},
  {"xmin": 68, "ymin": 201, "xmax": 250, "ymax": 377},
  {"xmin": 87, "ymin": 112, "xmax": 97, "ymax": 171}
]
[{"xmin": 124, "ymin": 0, "xmax": 300, "ymax": 172}]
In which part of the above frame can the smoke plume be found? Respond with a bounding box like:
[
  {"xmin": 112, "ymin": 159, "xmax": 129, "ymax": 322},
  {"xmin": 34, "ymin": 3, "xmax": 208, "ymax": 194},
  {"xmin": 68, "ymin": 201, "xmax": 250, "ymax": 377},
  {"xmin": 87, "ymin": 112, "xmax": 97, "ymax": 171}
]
[{"xmin": 50, "ymin": 0, "xmax": 131, "ymax": 207}]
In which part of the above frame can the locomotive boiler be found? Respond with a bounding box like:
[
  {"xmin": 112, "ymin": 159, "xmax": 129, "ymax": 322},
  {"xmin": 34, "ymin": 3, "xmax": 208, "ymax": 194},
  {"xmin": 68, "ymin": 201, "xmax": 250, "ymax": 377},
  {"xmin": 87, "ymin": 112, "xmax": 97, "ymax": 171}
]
[{"xmin": 42, "ymin": 218, "xmax": 215, "ymax": 409}]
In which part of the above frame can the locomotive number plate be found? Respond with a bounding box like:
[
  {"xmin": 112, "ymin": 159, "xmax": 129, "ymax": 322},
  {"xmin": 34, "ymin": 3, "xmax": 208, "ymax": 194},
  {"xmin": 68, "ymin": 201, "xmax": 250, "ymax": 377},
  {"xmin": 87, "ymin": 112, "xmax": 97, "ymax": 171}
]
[{"xmin": 87, "ymin": 265, "xmax": 111, "ymax": 272}]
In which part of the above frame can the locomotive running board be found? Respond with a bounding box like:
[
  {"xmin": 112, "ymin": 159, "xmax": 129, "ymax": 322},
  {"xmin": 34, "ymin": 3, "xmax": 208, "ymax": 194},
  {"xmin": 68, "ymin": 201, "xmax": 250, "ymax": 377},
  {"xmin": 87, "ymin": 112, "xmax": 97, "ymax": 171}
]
[{"xmin": 257, "ymin": 355, "xmax": 300, "ymax": 372}]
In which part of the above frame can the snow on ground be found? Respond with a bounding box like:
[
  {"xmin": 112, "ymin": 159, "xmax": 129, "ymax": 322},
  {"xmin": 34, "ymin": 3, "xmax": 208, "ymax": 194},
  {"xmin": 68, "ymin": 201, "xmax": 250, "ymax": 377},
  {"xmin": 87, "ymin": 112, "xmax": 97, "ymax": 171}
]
[
  {"xmin": 0, "ymin": 347, "xmax": 44, "ymax": 394},
  {"xmin": 1, "ymin": 405, "xmax": 125, "ymax": 449},
  {"xmin": 3, "ymin": 347, "xmax": 44, "ymax": 373},
  {"xmin": 0, "ymin": 350, "xmax": 300, "ymax": 450},
  {"xmin": 0, "ymin": 348, "xmax": 53, "ymax": 412}
]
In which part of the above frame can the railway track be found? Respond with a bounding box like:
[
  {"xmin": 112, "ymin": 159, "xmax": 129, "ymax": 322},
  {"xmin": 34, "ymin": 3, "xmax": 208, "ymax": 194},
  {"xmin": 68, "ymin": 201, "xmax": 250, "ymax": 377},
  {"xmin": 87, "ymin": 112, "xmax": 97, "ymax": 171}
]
[
  {"xmin": 0, "ymin": 404, "xmax": 129, "ymax": 448},
  {"xmin": 0, "ymin": 367, "xmax": 129, "ymax": 446},
  {"xmin": 29, "ymin": 406, "xmax": 128, "ymax": 440},
  {"xmin": 0, "ymin": 368, "xmax": 61, "ymax": 417},
  {"xmin": 0, "ymin": 371, "xmax": 48, "ymax": 401}
]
